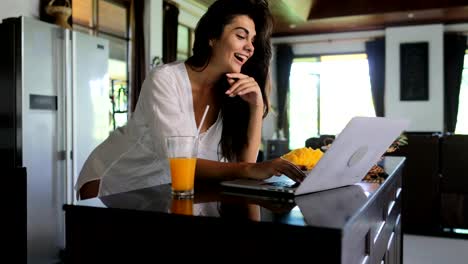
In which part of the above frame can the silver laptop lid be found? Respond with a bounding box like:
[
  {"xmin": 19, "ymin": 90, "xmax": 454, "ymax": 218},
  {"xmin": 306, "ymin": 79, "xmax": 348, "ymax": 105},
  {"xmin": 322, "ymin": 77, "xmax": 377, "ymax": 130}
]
[{"xmin": 295, "ymin": 116, "xmax": 409, "ymax": 195}]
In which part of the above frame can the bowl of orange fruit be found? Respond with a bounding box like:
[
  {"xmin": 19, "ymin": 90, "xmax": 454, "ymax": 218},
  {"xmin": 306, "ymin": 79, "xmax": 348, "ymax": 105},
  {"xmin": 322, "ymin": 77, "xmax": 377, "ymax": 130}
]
[{"xmin": 281, "ymin": 147, "xmax": 323, "ymax": 172}]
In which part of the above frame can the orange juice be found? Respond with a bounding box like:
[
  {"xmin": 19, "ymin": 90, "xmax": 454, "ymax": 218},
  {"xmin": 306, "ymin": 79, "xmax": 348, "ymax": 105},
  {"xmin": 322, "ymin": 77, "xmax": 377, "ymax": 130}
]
[
  {"xmin": 169, "ymin": 157, "xmax": 197, "ymax": 191},
  {"xmin": 170, "ymin": 198, "xmax": 193, "ymax": 215}
]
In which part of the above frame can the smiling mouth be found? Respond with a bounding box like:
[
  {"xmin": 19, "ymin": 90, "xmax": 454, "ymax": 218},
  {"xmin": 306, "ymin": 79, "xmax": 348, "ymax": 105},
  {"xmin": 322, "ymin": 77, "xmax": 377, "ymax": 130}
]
[{"xmin": 234, "ymin": 53, "xmax": 248, "ymax": 64}]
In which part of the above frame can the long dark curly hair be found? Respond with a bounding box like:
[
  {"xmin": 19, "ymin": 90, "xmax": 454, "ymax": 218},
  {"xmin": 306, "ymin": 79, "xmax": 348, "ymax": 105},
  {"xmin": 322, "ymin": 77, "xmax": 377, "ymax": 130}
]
[{"xmin": 186, "ymin": 0, "xmax": 273, "ymax": 161}]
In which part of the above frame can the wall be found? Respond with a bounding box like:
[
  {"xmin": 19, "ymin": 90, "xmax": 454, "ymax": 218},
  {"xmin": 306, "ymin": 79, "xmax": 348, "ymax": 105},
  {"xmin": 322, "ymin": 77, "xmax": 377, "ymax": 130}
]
[
  {"xmin": 385, "ymin": 24, "xmax": 444, "ymax": 132},
  {"xmin": 282, "ymin": 30, "xmax": 384, "ymax": 55},
  {"xmin": 268, "ymin": 24, "xmax": 468, "ymax": 139},
  {"xmin": 0, "ymin": 0, "xmax": 39, "ymax": 21}
]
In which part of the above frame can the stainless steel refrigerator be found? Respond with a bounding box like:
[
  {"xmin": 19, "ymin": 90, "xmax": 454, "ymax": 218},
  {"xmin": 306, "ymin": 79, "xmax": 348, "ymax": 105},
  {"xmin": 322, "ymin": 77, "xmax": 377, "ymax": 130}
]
[{"xmin": 0, "ymin": 16, "xmax": 110, "ymax": 263}]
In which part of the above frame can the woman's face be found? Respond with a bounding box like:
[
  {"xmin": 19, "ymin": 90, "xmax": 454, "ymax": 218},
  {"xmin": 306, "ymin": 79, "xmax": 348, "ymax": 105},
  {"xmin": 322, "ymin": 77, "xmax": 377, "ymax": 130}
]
[{"xmin": 210, "ymin": 15, "xmax": 256, "ymax": 73}]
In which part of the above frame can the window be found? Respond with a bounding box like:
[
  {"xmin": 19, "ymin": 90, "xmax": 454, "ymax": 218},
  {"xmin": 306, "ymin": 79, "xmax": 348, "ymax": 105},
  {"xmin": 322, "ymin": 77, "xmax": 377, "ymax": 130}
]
[
  {"xmin": 177, "ymin": 24, "xmax": 194, "ymax": 60},
  {"xmin": 455, "ymin": 52, "xmax": 468, "ymax": 134},
  {"xmin": 288, "ymin": 54, "xmax": 375, "ymax": 149},
  {"xmin": 72, "ymin": 0, "xmax": 130, "ymax": 131}
]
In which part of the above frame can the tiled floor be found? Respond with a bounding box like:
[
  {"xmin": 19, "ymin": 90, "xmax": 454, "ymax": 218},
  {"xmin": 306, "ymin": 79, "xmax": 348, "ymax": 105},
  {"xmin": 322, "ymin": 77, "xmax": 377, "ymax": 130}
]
[{"xmin": 403, "ymin": 234, "xmax": 468, "ymax": 264}]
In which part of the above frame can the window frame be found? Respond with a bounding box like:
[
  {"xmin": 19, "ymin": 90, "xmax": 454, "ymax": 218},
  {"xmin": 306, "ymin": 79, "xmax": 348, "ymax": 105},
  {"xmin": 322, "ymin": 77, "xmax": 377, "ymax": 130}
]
[
  {"xmin": 72, "ymin": 0, "xmax": 131, "ymax": 131},
  {"xmin": 288, "ymin": 52, "xmax": 375, "ymax": 149},
  {"xmin": 176, "ymin": 22, "xmax": 194, "ymax": 60},
  {"xmin": 72, "ymin": 0, "xmax": 131, "ymax": 61}
]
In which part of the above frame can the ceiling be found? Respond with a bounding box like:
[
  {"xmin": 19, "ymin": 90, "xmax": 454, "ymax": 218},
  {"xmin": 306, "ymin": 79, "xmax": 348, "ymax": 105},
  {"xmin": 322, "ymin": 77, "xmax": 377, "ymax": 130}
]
[{"xmin": 189, "ymin": 0, "xmax": 468, "ymax": 36}]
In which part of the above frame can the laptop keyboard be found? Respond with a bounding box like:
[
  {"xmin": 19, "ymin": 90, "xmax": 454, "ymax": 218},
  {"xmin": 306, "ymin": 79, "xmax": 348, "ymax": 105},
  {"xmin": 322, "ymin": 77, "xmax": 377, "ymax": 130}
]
[{"xmin": 265, "ymin": 181, "xmax": 300, "ymax": 188}]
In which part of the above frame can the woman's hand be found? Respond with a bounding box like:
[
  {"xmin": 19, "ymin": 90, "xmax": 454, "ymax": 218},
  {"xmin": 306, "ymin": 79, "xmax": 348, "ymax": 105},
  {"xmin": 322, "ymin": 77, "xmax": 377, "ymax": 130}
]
[
  {"xmin": 225, "ymin": 73, "xmax": 263, "ymax": 108},
  {"xmin": 243, "ymin": 158, "xmax": 306, "ymax": 183}
]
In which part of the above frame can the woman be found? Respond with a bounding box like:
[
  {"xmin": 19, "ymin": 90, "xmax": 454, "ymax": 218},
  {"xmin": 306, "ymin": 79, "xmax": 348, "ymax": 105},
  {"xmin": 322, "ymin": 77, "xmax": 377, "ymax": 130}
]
[{"xmin": 77, "ymin": 0, "xmax": 305, "ymax": 199}]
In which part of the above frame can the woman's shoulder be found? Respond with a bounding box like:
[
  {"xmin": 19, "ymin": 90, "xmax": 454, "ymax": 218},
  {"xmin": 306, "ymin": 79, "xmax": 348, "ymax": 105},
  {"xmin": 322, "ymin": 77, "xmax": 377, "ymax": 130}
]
[
  {"xmin": 142, "ymin": 61, "xmax": 187, "ymax": 95},
  {"xmin": 149, "ymin": 61, "xmax": 186, "ymax": 78}
]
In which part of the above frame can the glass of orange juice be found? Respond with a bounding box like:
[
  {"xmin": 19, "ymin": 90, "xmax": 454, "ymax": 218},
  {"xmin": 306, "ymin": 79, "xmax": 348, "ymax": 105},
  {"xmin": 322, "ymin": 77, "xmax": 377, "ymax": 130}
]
[{"xmin": 166, "ymin": 136, "xmax": 198, "ymax": 198}]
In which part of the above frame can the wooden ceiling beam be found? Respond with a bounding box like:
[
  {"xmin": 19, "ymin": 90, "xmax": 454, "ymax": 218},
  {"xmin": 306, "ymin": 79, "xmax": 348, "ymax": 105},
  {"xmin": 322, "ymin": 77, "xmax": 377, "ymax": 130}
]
[
  {"xmin": 269, "ymin": 0, "xmax": 314, "ymax": 26},
  {"xmin": 308, "ymin": 0, "xmax": 468, "ymax": 20},
  {"xmin": 186, "ymin": 0, "xmax": 468, "ymax": 36}
]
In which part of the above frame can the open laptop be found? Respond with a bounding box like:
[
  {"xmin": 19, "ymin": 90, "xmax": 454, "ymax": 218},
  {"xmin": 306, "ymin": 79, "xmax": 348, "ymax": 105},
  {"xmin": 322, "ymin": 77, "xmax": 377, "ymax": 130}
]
[{"xmin": 221, "ymin": 116, "xmax": 409, "ymax": 196}]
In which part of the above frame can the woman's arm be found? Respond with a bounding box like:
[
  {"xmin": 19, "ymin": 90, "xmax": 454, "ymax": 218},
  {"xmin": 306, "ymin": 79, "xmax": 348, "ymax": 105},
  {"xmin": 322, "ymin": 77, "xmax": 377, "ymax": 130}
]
[
  {"xmin": 79, "ymin": 180, "xmax": 100, "ymax": 199},
  {"xmin": 225, "ymin": 73, "xmax": 265, "ymax": 162},
  {"xmin": 195, "ymin": 158, "xmax": 305, "ymax": 183},
  {"xmin": 241, "ymin": 105, "xmax": 263, "ymax": 162}
]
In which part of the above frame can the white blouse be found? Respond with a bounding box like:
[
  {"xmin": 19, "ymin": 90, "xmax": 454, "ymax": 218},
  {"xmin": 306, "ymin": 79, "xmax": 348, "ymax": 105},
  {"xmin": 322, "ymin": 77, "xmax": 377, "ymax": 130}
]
[{"xmin": 76, "ymin": 62, "xmax": 224, "ymax": 197}]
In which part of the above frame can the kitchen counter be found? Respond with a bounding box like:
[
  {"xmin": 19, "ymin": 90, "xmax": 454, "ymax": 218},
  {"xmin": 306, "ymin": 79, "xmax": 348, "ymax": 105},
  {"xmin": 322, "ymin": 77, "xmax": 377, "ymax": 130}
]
[{"xmin": 64, "ymin": 157, "xmax": 405, "ymax": 263}]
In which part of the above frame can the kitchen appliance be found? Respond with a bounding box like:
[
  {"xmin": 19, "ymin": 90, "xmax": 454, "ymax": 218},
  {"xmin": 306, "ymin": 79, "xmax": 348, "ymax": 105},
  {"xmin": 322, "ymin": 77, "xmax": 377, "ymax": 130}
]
[{"xmin": 0, "ymin": 16, "xmax": 110, "ymax": 263}]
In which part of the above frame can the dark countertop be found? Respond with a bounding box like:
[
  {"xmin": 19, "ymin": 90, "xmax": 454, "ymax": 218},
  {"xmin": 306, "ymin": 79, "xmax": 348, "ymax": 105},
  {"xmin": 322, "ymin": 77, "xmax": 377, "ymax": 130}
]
[
  {"xmin": 64, "ymin": 157, "xmax": 406, "ymax": 263},
  {"xmin": 72, "ymin": 156, "xmax": 405, "ymax": 229}
]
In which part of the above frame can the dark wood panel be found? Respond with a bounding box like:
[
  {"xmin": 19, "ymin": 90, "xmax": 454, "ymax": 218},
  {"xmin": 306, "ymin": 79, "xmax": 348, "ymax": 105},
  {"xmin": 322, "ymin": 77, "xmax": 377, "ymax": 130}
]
[
  {"xmin": 191, "ymin": 0, "xmax": 468, "ymax": 36},
  {"xmin": 5, "ymin": 167, "xmax": 27, "ymax": 263},
  {"xmin": 440, "ymin": 135, "xmax": 468, "ymax": 193},
  {"xmin": 385, "ymin": 133, "xmax": 441, "ymax": 234},
  {"xmin": 273, "ymin": 6, "xmax": 468, "ymax": 36},
  {"xmin": 308, "ymin": 0, "xmax": 468, "ymax": 19}
]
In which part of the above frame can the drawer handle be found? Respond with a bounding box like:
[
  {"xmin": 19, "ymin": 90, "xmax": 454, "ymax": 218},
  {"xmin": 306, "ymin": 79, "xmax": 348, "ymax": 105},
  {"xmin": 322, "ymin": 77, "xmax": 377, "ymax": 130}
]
[
  {"xmin": 361, "ymin": 255, "xmax": 369, "ymax": 264},
  {"xmin": 395, "ymin": 214, "xmax": 401, "ymax": 228},
  {"xmin": 387, "ymin": 232, "xmax": 395, "ymax": 250},
  {"xmin": 374, "ymin": 221, "xmax": 386, "ymax": 244},
  {"xmin": 396, "ymin": 187, "xmax": 402, "ymax": 199},
  {"xmin": 387, "ymin": 200, "xmax": 395, "ymax": 216}
]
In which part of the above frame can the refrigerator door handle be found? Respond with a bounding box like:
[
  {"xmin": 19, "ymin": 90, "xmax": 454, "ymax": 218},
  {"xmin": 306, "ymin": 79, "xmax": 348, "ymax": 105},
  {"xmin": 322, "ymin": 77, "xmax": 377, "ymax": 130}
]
[
  {"xmin": 64, "ymin": 29, "xmax": 75, "ymax": 205},
  {"xmin": 71, "ymin": 30, "xmax": 79, "ymax": 204},
  {"xmin": 58, "ymin": 150, "xmax": 66, "ymax": 161}
]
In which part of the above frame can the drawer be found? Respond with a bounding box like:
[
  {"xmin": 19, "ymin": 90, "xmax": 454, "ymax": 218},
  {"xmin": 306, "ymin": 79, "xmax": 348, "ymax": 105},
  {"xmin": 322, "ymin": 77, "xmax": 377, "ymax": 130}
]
[{"xmin": 371, "ymin": 186, "xmax": 402, "ymax": 263}]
